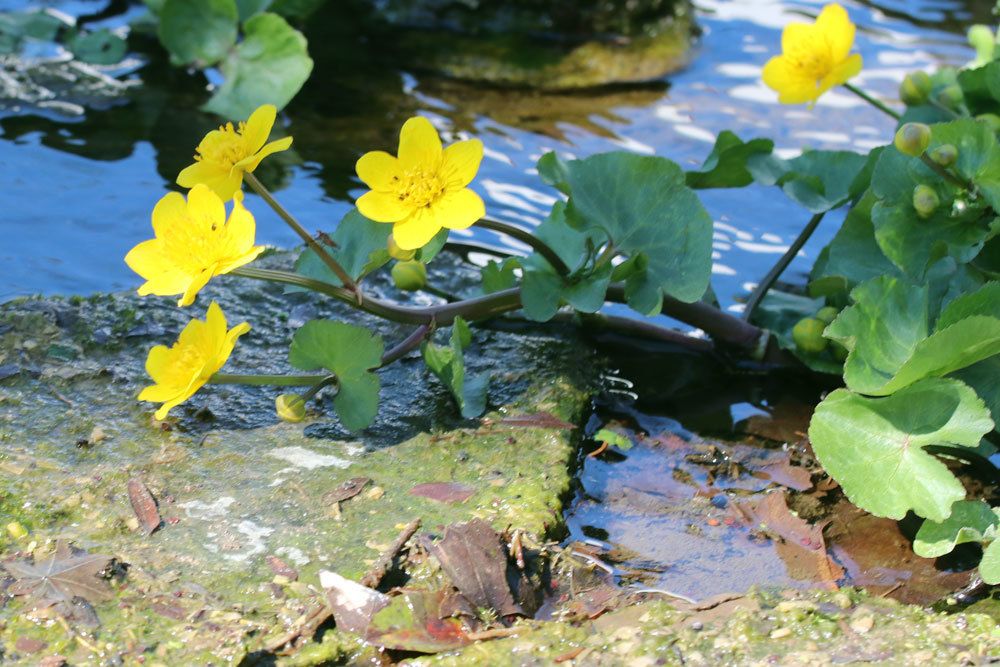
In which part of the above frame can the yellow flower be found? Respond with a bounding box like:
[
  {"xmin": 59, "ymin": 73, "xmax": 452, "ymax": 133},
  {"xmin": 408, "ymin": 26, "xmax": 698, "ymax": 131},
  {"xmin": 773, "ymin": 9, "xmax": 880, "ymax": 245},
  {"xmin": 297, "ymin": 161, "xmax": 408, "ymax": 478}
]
[
  {"xmin": 177, "ymin": 104, "xmax": 293, "ymax": 201},
  {"xmin": 762, "ymin": 3, "xmax": 863, "ymax": 105},
  {"xmin": 355, "ymin": 116, "xmax": 485, "ymax": 250},
  {"xmin": 139, "ymin": 302, "xmax": 250, "ymax": 420},
  {"xmin": 125, "ymin": 184, "xmax": 265, "ymax": 307}
]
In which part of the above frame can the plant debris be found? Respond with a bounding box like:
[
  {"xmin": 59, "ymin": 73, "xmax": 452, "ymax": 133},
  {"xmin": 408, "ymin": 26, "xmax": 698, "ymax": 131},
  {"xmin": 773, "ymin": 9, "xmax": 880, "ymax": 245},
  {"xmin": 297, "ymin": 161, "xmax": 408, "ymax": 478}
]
[
  {"xmin": 3, "ymin": 542, "xmax": 115, "ymax": 607},
  {"xmin": 410, "ymin": 482, "xmax": 476, "ymax": 504},
  {"xmin": 497, "ymin": 412, "xmax": 577, "ymax": 430},
  {"xmin": 127, "ymin": 477, "xmax": 162, "ymax": 535},
  {"xmin": 320, "ymin": 570, "xmax": 390, "ymax": 634},
  {"xmin": 360, "ymin": 517, "xmax": 421, "ymax": 589},
  {"xmin": 322, "ymin": 476, "xmax": 371, "ymax": 504}
]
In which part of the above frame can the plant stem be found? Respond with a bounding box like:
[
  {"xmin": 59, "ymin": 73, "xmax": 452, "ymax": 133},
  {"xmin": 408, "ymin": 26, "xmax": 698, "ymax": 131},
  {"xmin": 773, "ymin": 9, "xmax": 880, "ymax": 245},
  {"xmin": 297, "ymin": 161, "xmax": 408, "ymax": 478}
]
[
  {"xmin": 843, "ymin": 83, "xmax": 901, "ymax": 121},
  {"xmin": 478, "ymin": 217, "xmax": 571, "ymax": 275},
  {"xmin": 593, "ymin": 243, "xmax": 617, "ymax": 271},
  {"xmin": 380, "ymin": 323, "xmax": 434, "ymax": 366},
  {"xmin": 742, "ymin": 212, "xmax": 825, "ymax": 323},
  {"xmin": 244, "ymin": 173, "xmax": 358, "ymax": 292},
  {"xmin": 209, "ymin": 373, "xmax": 325, "ymax": 386},
  {"xmin": 919, "ymin": 153, "xmax": 974, "ymax": 190}
]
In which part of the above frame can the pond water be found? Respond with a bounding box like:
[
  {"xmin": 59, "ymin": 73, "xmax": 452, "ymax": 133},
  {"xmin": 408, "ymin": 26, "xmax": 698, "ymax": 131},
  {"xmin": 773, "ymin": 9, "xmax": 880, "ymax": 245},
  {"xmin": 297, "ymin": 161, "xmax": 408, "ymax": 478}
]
[{"xmin": 0, "ymin": 0, "xmax": 983, "ymax": 316}]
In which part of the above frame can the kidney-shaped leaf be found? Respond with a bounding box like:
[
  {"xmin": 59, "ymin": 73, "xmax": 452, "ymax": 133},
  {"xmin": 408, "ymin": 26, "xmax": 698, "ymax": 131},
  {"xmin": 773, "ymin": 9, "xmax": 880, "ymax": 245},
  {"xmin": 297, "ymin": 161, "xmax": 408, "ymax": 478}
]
[
  {"xmin": 913, "ymin": 500, "xmax": 1000, "ymax": 558},
  {"xmin": 809, "ymin": 378, "xmax": 993, "ymax": 522},
  {"xmin": 158, "ymin": 0, "xmax": 237, "ymax": 66}
]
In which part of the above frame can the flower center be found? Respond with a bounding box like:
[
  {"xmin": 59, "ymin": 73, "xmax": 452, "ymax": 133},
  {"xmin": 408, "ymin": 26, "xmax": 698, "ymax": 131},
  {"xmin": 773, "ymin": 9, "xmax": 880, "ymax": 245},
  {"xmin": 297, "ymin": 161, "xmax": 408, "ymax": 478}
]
[
  {"xmin": 197, "ymin": 122, "xmax": 252, "ymax": 168},
  {"xmin": 787, "ymin": 41, "xmax": 833, "ymax": 81},
  {"xmin": 395, "ymin": 169, "xmax": 446, "ymax": 209}
]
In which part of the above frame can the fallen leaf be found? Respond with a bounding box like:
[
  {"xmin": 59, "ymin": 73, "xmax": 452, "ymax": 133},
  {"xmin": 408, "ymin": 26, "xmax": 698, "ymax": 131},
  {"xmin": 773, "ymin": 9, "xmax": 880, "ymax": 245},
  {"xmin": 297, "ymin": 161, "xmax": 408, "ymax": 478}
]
[
  {"xmin": 3, "ymin": 542, "xmax": 113, "ymax": 606},
  {"xmin": 266, "ymin": 555, "xmax": 298, "ymax": 581},
  {"xmin": 498, "ymin": 412, "xmax": 576, "ymax": 430},
  {"xmin": 365, "ymin": 589, "xmax": 470, "ymax": 653},
  {"xmin": 427, "ymin": 519, "xmax": 523, "ymax": 617},
  {"xmin": 319, "ymin": 570, "xmax": 390, "ymax": 634},
  {"xmin": 410, "ymin": 482, "xmax": 476, "ymax": 504},
  {"xmin": 323, "ymin": 476, "xmax": 371, "ymax": 504},
  {"xmin": 753, "ymin": 453, "xmax": 813, "ymax": 491},
  {"xmin": 127, "ymin": 478, "xmax": 162, "ymax": 536},
  {"xmin": 14, "ymin": 637, "xmax": 47, "ymax": 653}
]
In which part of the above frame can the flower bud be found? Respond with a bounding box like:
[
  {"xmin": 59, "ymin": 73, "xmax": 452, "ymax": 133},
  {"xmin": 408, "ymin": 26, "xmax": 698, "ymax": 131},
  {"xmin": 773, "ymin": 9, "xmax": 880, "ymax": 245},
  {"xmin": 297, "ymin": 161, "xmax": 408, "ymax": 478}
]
[
  {"xmin": 391, "ymin": 260, "xmax": 427, "ymax": 291},
  {"xmin": 936, "ymin": 84, "xmax": 964, "ymax": 110},
  {"xmin": 5, "ymin": 521, "xmax": 28, "ymax": 540},
  {"xmin": 275, "ymin": 394, "xmax": 306, "ymax": 423},
  {"xmin": 792, "ymin": 317, "xmax": 828, "ymax": 355},
  {"xmin": 387, "ymin": 234, "xmax": 416, "ymax": 261},
  {"xmin": 894, "ymin": 123, "xmax": 931, "ymax": 157},
  {"xmin": 899, "ymin": 71, "xmax": 932, "ymax": 105},
  {"xmin": 816, "ymin": 306, "xmax": 839, "ymax": 325},
  {"xmin": 928, "ymin": 144, "xmax": 958, "ymax": 167},
  {"xmin": 977, "ymin": 113, "xmax": 1000, "ymax": 132},
  {"xmin": 912, "ymin": 184, "xmax": 940, "ymax": 219}
]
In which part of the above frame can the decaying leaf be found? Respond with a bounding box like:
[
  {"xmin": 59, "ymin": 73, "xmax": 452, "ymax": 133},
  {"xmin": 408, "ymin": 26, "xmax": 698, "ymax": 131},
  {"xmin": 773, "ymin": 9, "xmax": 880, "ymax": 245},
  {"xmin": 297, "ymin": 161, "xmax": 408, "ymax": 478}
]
[
  {"xmin": 127, "ymin": 477, "xmax": 162, "ymax": 536},
  {"xmin": 319, "ymin": 570, "xmax": 390, "ymax": 634},
  {"xmin": 365, "ymin": 589, "xmax": 471, "ymax": 653},
  {"xmin": 498, "ymin": 412, "xmax": 576, "ymax": 430},
  {"xmin": 410, "ymin": 482, "xmax": 476, "ymax": 504},
  {"xmin": 754, "ymin": 452, "xmax": 813, "ymax": 491},
  {"xmin": 323, "ymin": 476, "xmax": 371, "ymax": 504},
  {"xmin": 3, "ymin": 542, "xmax": 114, "ymax": 606},
  {"xmin": 266, "ymin": 555, "xmax": 298, "ymax": 581},
  {"xmin": 427, "ymin": 519, "xmax": 524, "ymax": 617}
]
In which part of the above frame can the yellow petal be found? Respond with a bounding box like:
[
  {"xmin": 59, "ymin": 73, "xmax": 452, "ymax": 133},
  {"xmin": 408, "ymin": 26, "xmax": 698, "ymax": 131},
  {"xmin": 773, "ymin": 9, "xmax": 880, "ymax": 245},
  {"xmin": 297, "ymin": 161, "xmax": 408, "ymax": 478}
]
[
  {"xmin": 150, "ymin": 191, "xmax": 187, "ymax": 236},
  {"xmin": 187, "ymin": 184, "xmax": 227, "ymax": 229},
  {"xmin": 762, "ymin": 56, "xmax": 819, "ymax": 104},
  {"xmin": 356, "ymin": 150, "xmax": 402, "ymax": 191},
  {"xmin": 143, "ymin": 345, "xmax": 172, "ymax": 383},
  {"xmin": 127, "ymin": 240, "xmax": 192, "ymax": 296},
  {"xmin": 357, "ymin": 190, "xmax": 414, "ymax": 223},
  {"xmin": 391, "ymin": 209, "xmax": 442, "ymax": 250},
  {"xmin": 816, "ymin": 3, "xmax": 855, "ymax": 62},
  {"xmin": 441, "ymin": 139, "xmax": 483, "ymax": 190},
  {"xmin": 398, "ymin": 116, "xmax": 442, "ymax": 171},
  {"xmin": 234, "ymin": 136, "xmax": 293, "ymax": 173},
  {"xmin": 138, "ymin": 383, "xmax": 182, "ymax": 404},
  {"xmin": 822, "ymin": 53, "xmax": 863, "ymax": 90},
  {"xmin": 431, "ymin": 188, "xmax": 485, "ymax": 230},
  {"xmin": 177, "ymin": 270, "xmax": 213, "ymax": 307},
  {"xmin": 241, "ymin": 104, "xmax": 277, "ymax": 154},
  {"xmin": 781, "ymin": 22, "xmax": 816, "ymax": 55},
  {"xmin": 177, "ymin": 161, "xmax": 243, "ymax": 201}
]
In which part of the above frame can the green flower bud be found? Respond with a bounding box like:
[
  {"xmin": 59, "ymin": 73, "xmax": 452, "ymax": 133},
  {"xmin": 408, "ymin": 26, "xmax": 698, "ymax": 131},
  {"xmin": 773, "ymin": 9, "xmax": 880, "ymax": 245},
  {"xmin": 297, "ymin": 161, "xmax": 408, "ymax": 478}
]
[
  {"xmin": 391, "ymin": 260, "xmax": 427, "ymax": 291},
  {"xmin": 816, "ymin": 306, "xmax": 840, "ymax": 325},
  {"xmin": 899, "ymin": 71, "xmax": 932, "ymax": 105},
  {"xmin": 792, "ymin": 317, "xmax": 828, "ymax": 355},
  {"xmin": 928, "ymin": 144, "xmax": 958, "ymax": 167},
  {"xmin": 936, "ymin": 84, "xmax": 964, "ymax": 110},
  {"xmin": 5, "ymin": 521, "xmax": 28, "ymax": 540},
  {"xmin": 275, "ymin": 394, "xmax": 306, "ymax": 423},
  {"xmin": 387, "ymin": 235, "xmax": 416, "ymax": 261},
  {"xmin": 912, "ymin": 184, "xmax": 940, "ymax": 219},
  {"xmin": 977, "ymin": 113, "xmax": 1000, "ymax": 133},
  {"xmin": 893, "ymin": 123, "xmax": 931, "ymax": 157}
]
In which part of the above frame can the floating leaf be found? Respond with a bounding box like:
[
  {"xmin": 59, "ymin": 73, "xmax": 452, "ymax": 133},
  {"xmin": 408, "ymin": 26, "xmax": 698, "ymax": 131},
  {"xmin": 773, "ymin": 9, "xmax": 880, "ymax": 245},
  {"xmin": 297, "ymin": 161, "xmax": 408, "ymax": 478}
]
[
  {"xmin": 913, "ymin": 500, "xmax": 1000, "ymax": 558},
  {"xmin": 203, "ymin": 12, "xmax": 313, "ymax": 120},
  {"xmin": 809, "ymin": 378, "xmax": 993, "ymax": 522},
  {"xmin": 594, "ymin": 428, "xmax": 633, "ymax": 451},
  {"xmin": 289, "ymin": 320, "xmax": 383, "ymax": 431},
  {"xmin": 66, "ymin": 28, "xmax": 127, "ymax": 65},
  {"xmin": 3, "ymin": 542, "xmax": 113, "ymax": 605},
  {"xmin": 421, "ymin": 317, "xmax": 488, "ymax": 419},
  {"xmin": 686, "ymin": 131, "xmax": 774, "ymax": 189},
  {"xmin": 158, "ymin": 0, "xmax": 237, "ymax": 66}
]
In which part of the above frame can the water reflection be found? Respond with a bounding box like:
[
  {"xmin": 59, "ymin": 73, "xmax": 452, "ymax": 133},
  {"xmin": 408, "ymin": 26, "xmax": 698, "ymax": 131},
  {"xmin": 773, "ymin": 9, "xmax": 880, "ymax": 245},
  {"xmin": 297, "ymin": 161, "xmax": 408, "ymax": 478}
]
[{"xmin": 0, "ymin": 0, "xmax": 979, "ymax": 315}]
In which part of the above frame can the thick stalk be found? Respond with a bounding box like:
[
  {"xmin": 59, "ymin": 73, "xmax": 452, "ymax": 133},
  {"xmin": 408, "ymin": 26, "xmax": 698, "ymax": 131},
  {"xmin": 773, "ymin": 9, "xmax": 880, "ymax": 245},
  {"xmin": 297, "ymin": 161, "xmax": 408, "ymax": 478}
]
[
  {"xmin": 380, "ymin": 324, "xmax": 433, "ymax": 366},
  {"xmin": 478, "ymin": 217, "xmax": 571, "ymax": 275},
  {"xmin": 742, "ymin": 212, "xmax": 825, "ymax": 323},
  {"xmin": 843, "ymin": 83, "xmax": 901, "ymax": 121},
  {"xmin": 244, "ymin": 173, "xmax": 358, "ymax": 291},
  {"xmin": 209, "ymin": 373, "xmax": 324, "ymax": 386}
]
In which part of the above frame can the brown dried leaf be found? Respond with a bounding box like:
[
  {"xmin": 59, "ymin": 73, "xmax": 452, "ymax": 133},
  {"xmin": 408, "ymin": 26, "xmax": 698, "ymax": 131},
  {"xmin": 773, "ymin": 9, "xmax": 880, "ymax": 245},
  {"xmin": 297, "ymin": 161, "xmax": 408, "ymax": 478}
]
[
  {"xmin": 365, "ymin": 589, "xmax": 471, "ymax": 653},
  {"xmin": 319, "ymin": 570, "xmax": 390, "ymax": 635},
  {"xmin": 410, "ymin": 482, "xmax": 476, "ymax": 504},
  {"xmin": 127, "ymin": 478, "xmax": 162, "ymax": 536},
  {"xmin": 498, "ymin": 412, "xmax": 576, "ymax": 430},
  {"xmin": 754, "ymin": 453, "xmax": 813, "ymax": 491},
  {"xmin": 428, "ymin": 519, "xmax": 523, "ymax": 617},
  {"xmin": 323, "ymin": 477, "xmax": 371, "ymax": 504},
  {"xmin": 266, "ymin": 555, "xmax": 298, "ymax": 581},
  {"xmin": 3, "ymin": 542, "xmax": 113, "ymax": 605}
]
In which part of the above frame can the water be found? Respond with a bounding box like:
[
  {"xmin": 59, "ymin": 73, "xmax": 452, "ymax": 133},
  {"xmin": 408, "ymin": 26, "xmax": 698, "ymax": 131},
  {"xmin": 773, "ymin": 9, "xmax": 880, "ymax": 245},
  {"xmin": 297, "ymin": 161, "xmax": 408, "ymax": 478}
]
[{"xmin": 0, "ymin": 0, "xmax": 982, "ymax": 317}]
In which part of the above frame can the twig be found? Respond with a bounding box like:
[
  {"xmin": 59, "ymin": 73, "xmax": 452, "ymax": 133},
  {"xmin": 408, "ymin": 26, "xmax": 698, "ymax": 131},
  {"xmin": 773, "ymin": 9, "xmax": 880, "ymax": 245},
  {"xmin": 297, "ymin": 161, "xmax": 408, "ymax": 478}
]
[
  {"xmin": 360, "ymin": 518, "xmax": 422, "ymax": 589},
  {"xmin": 264, "ymin": 603, "xmax": 331, "ymax": 653},
  {"xmin": 466, "ymin": 627, "xmax": 524, "ymax": 641}
]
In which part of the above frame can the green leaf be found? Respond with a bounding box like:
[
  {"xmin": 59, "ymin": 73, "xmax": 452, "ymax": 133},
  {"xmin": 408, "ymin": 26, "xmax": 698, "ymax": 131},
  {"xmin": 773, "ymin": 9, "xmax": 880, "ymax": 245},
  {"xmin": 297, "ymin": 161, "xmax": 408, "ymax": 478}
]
[
  {"xmin": 952, "ymin": 356, "xmax": 1000, "ymax": 423},
  {"xmin": 520, "ymin": 271, "xmax": 562, "ymax": 322},
  {"xmin": 288, "ymin": 320, "xmax": 384, "ymax": 431},
  {"xmin": 480, "ymin": 258, "xmax": 519, "ymax": 294},
  {"xmin": 809, "ymin": 378, "xmax": 993, "ymax": 521},
  {"xmin": 415, "ymin": 228, "xmax": 449, "ymax": 263},
  {"xmin": 594, "ymin": 428, "xmax": 633, "ymax": 451},
  {"xmin": 828, "ymin": 276, "xmax": 1000, "ymax": 395},
  {"xmin": 914, "ymin": 500, "xmax": 1000, "ymax": 558},
  {"xmin": 936, "ymin": 281, "xmax": 1000, "ymax": 329},
  {"xmin": 809, "ymin": 190, "xmax": 899, "ymax": 291},
  {"xmin": 536, "ymin": 152, "xmax": 571, "ymax": 195},
  {"xmin": 421, "ymin": 317, "xmax": 488, "ymax": 418},
  {"xmin": 533, "ymin": 201, "xmax": 604, "ymax": 273},
  {"xmin": 748, "ymin": 149, "xmax": 870, "ymax": 213},
  {"xmin": 66, "ymin": 28, "xmax": 127, "ymax": 65},
  {"xmin": 749, "ymin": 290, "xmax": 843, "ymax": 374},
  {"xmin": 236, "ymin": 0, "xmax": 272, "ymax": 20},
  {"xmin": 928, "ymin": 118, "xmax": 1000, "ymax": 212},
  {"xmin": 267, "ymin": 0, "xmax": 329, "ymax": 18},
  {"xmin": 292, "ymin": 209, "xmax": 391, "ymax": 288},
  {"xmin": 0, "ymin": 10, "xmax": 64, "ymax": 53},
  {"xmin": 685, "ymin": 131, "xmax": 774, "ymax": 189},
  {"xmin": 556, "ymin": 152, "xmax": 714, "ymax": 308},
  {"xmin": 980, "ymin": 540, "xmax": 1000, "ymax": 584},
  {"xmin": 958, "ymin": 61, "xmax": 1000, "ymax": 113},
  {"xmin": 202, "ymin": 12, "xmax": 313, "ymax": 120},
  {"xmin": 158, "ymin": 0, "xmax": 237, "ymax": 66}
]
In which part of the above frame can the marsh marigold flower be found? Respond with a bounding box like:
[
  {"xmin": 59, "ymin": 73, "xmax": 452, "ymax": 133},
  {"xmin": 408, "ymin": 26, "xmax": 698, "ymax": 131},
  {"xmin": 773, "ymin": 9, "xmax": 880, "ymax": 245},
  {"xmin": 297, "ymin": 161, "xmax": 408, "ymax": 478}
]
[
  {"xmin": 139, "ymin": 301, "xmax": 250, "ymax": 420},
  {"xmin": 177, "ymin": 104, "xmax": 292, "ymax": 200},
  {"xmin": 762, "ymin": 3, "xmax": 862, "ymax": 105},
  {"xmin": 355, "ymin": 116, "xmax": 485, "ymax": 250},
  {"xmin": 125, "ymin": 184, "xmax": 265, "ymax": 307}
]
